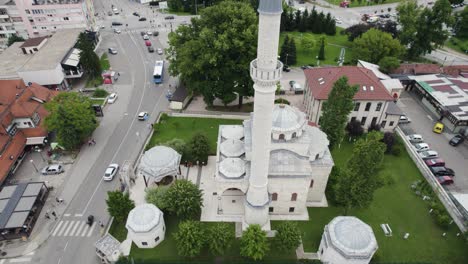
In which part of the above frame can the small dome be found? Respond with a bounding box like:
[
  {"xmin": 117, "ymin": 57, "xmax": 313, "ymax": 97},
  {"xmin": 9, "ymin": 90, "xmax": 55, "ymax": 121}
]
[
  {"xmin": 222, "ymin": 125, "xmax": 244, "ymax": 140},
  {"xmin": 219, "ymin": 158, "xmax": 245, "ymax": 178},
  {"xmin": 327, "ymin": 216, "xmax": 378, "ymax": 257},
  {"xmin": 220, "ymin": 139, "xmax": 245, "ymax": 157},
  {"xmin": 271, "ymin": 104, "xmax": 306, "ymax": 133},
  {"xmin": 139, "ymin": 146, "xmax": 181, "ymax": 179},
  {"xmin": 126, "ymin": 203, "xmax": 162, "ymax": 233}
]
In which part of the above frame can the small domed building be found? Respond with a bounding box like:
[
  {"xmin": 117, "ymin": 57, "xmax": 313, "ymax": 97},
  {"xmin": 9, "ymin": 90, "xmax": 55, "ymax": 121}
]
[
  {"xmin": 125, "ymin": 203, "xmax": 166, "ymax": 248},
  {"xmin": 138, "ymin": 146, "xmax": 181, "ymax": 186},
  {"xmin": 318, "ymin": 216, "xmax": 378, "ymax": 264}
]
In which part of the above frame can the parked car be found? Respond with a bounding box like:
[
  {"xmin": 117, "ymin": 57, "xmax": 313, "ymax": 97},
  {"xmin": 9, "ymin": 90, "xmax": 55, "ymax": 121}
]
[
  {"xmin": 148, "ymin": 46, "xmax": 154, "ymax": 53},
  {"xmin": 449, "ymin": 135, "xmax": 464, "ymax": 146},
  {"xmin": 103, "ymin": 164, "xmax": 119, "ymax": 181},
  {"xmin": 145, "ymin": 40, "xmax": 152, "ymax": 47},
  {"xmin": 414, "ymin": 143, "xmax": 430, "ymax": 152},
  {"xmin": 143, "ymin": 34, "xmax": 149, "ymax": 40},
  {"xmin": 133, "ymin": 12, "xmax": 140, "ymax": 16},
  {"xmin": 139, "ymin": 17, "xmax": 147, "ymax": 21},
  {"xmin": 419, "ymin": 150, "xmax": 439, "ymax": 160},
  {"xmin": 138, "ymin": 112, "xmax": 149, "ymax": 120},
  {"xmin": 107, "ymin": 93, "xmax": 118, "ymax": 103},
  {"xmin": 140, "ymin": 31, "xmax": 146, "ymax": 36},
  {"xmin": 437, "ymin": 176, "xmax": 454, "ymax": 185},
  {"xmin": 407, "ymin": 134, "xmax": 424, "ymax": 144},
  {"xmin": 165, "ymin": 15, "xmax": 175, "ymax": 20},
  {"xmin": 399, "ymin": 115, "xmax": 411, "ymax": 124},
  {"xmin": 424, "ymin": 158, "xmax": 445, "ymax": 167},
  {"xmin": 334, "ymin": 18, "xmax": 342, "ymax": 24},
  {"xmin": 157, "ymin": 48, "xmax": 163, "ymax": 55},
  {"xmin": 301, "ymin": 65, "xmax": 313, "ymax": 69},
  {"xmin": 112, "ymin": 21, "xmax": 122, "ymax": 26},
  {"xmin": 433, "ymin": 122, "xmax": 444, "ymax": 134},
  {"xmin": 41, "ymin": 164, "xmax": 64, "ymax": 175},
  {"xmin": 430, "ymin": 166, "xmax": 455, "ymax": 177},
  {"xmin": 108, "ymin": 11, "xmax": 113, "ymax": 16},
  {"xmin": 108, "ymin": 48, "xmax": 118, "ymax": 55},
  {"xmin": 146, "ymin": 31, "xmax": 153, "ymax": 36},
  {"xmin": 114, "ymin": 28, "xmax": 121, "ymax": 34},
  {"xmin": 153, "ymin": 31, "xmax": 159, "ymax": 36}
]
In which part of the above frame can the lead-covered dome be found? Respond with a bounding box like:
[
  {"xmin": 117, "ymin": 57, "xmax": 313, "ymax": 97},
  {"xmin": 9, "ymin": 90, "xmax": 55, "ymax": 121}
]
[
  {"xmin": 138, "ymin": 146, "xmax": 181, "ymax": 180},
  {"xmin": 220, "ymin": 139, "xmax": 245, "ymax": 157},
  {"xmin": 219, "ymin": 158, "xmax": 246, "ymax": 179},
  {"xmin": 271, "ymin": 104, "xmax": 306, "ymax": 140},
  {"xmin": 126, "ymin": 203, "xmax": 163, "ymax": 233}
]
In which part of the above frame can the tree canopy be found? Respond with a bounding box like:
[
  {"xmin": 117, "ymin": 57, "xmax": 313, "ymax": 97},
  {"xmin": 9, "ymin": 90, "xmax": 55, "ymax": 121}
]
[
  {"xmin": 165, "ymin": 179, "xmax": 203, "ymax": 219},
  {"xmin": 167, "ymin": 1, "xmax": 257, "ymax": 107},
  {"xmin": 352, "ymin": 29, "xmax": 404, "ymax": 64},
  {"xmin": 76, "ymin": 32, "xmax": 101, "ymax": 78},
  {"xmin": 378, "ymin": 56, "xmax": 401, "ymax": 73},
  {"xmin": 455, "ymin": 6, "xmax": 468, "ymax": 38},
  {"xmin": 319, "ymin": 77, "xmax": 359, "ymax": 148},
  {"xmin": 207, "ymin": 223, "xmax": 234, "ymax": 255},
  {"xmin": 7, "ymin": 34, "xmax": 25, "ymax": 47},
  {"xmin": 106, "ymin": 191, "xmax": 135, "ymax": 223},
  {"xmin": 145, "ymin": 186, "xmax": 170, "ymax": 211},
  {"xmin": 187, "ymin": 132, "xmax": 210, "ymax": 164},
  {"xmin": 44, "ymin": 92, "xmax": 97, "ymax": 150},
  {"xmin": 174, "ymin": 220, "xmax": 205, "ymax": 257},
  {"xmin": 240, "ymin": 224, "xmax": 269, "ymax": 260},
  {"xmin": 273, "ymin": 222, "xmax": 301, "ymax": 252}
]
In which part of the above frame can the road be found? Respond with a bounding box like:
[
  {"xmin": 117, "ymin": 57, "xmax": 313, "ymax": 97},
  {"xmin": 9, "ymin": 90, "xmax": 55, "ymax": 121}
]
[{"xmin": 19, "ymin": 1, "xmax": 187, "ymax": 264}]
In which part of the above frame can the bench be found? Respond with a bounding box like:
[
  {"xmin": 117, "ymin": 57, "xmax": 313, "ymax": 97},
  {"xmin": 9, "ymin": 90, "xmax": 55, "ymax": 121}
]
[{"xmin": 380, "ymin": 223, "xmax": 393, "ymax": 237}]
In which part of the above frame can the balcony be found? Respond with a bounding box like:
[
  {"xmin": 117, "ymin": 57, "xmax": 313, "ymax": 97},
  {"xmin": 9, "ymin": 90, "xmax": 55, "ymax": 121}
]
[{"xmin": 250, "ymin": 59, "xmax": 282, "ymax": 83}]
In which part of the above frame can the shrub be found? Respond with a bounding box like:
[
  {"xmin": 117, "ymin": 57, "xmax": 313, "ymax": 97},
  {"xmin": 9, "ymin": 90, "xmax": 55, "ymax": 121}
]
[
  {"xmin": 174, "ymin": 220, "xmax": 205, "ymax": 257},
  {"xmin": 391, "ymin": 145, "xmax": 402, "ymax": 156},
  {"xmin": 162, "ymin": 138, "xmax": 186, "ymax": 156},
  {"xmin": 436, "ymin": 214, "xmax": 451, "ymax": 229},
  {"xmin": 145, "ymin": 186, "xmax": 170, "ymax": 211},
  {"xmin": 160, "ymin": 112, "xmax": 169, "ymax": 122},
  {"xmin": 275, "ymin": 98, "xmax": 290, "ymax": 105},
  {"xmin": 382, "ymin": 132, "xmax": 396, "ymax": 154},
  {"xmin": 346, "ymin": 120, "xmax": 364, "ymax": 138},
  {"xmin": 93, "ymin": 88, "xmax": 109, "ymax": 97}
]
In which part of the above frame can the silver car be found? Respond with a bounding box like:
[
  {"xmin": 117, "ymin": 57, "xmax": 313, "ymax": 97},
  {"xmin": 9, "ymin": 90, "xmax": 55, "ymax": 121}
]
[
  {"xmin": 41, "ymin": 164, "xmax": 64, "ymax": 175},
  {"xmin": 103, "ymin": 164, "xmax": 119, "ymax": 181}
]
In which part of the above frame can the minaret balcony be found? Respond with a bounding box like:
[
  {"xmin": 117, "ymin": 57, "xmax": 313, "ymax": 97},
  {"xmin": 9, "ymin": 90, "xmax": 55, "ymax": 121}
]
[{"xmin": 250, "ymin": 59, "xmax": 283, "ymax": 83}]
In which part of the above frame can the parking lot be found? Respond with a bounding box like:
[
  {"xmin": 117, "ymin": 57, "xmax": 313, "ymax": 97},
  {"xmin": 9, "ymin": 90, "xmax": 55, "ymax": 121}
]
[{"xmin": 398, "ymin": 91, "xmax": 468, "ymax": 192}]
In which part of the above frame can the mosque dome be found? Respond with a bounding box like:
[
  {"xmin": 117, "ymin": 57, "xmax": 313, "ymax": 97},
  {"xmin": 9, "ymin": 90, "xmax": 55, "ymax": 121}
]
[
  {"xmin": 126, "ymin": 204, "xmax": 163, "ymax": 233},
  {"xmin": 219, "ymin": 158, "xmax": 246, "ymax": 179},
  {"xmin": 221, "ymin": 125, "xmax": 244, "ymax": 140},
  {"xmin": 271, "ymin": 104, "xmax": 307, "ymax": 140},
  {"xmin": 220, "ymin": 139, "xmax": 245, "ymax": 157},
  {"xmin": 138, "ymin": 146, "xmax": 181, "ymax": 180}
]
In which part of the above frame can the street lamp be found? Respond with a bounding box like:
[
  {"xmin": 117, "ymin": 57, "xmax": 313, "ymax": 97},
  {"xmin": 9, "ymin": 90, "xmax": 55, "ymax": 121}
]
[{"xmin": 30, "ymin": 159, "xmax": 39, "ymax": 173}]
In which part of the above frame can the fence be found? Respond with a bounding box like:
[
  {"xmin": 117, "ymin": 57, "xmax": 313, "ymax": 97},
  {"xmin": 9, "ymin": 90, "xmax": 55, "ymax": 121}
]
[{"xmin": 395, "ymin": 127, "xmax": 466, "ymax": 232}]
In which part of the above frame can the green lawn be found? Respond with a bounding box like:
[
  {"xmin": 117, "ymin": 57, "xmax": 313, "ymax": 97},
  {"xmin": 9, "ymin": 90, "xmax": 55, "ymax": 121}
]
[
  {"xmin": 108, "ymin": 220, "xmax": 127, "ymax": 242},
  {"xmin": 445, "ymin": 36, "xmax": 468, "ymax": 55},
  {"xmin": 280, "ymin": 29, "xmax": 354, "ymax": 66},
  {"xmin": 323, "ymin": 0, "xmax": 401, "ymax": 8},
  {"xmin": 147, "ymin": 117, "xmax": 243, "ymax": 154}
]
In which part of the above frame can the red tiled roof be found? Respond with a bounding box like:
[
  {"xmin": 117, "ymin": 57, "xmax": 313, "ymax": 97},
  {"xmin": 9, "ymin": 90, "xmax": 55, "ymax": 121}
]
[
  {"xmin": 304, "ymin": 66, "xmax": 393, "ymax": 101},
  {"xmin": 0, "ymin": 132, "xmax": 26, "ymax": 184},
  {"xmin": 392, "ymin": 64, "xmax": 441, "ymax": 75},
  {"xmin": 442, "ymin": 65, "xmax": 468, "ymax": 77},
  {"xmin": 19, "ymin": 36, "xmax": 47, "ymax": 48}
]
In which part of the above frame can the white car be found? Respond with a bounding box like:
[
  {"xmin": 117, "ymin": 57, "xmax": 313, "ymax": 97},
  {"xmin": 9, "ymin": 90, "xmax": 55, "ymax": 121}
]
[
  {"xmin": 143, "ymin": 34, "xmax": 149, "ymax": 40},
  {"xmin": 399, "ymin": 115, "xmax": 411, "ymax": 124},
  {"xmin": 413, "ymin": 143, "xmax": 430, "ymax": 153},
  {"xmin": 138, "ymin": 111, "xmax": 149, "ymax": 120},
  {"xmin": 419, "ymin": 150, "xmax": 439, "ymax": 160},
  {"xmin": 103, "ymin": 164, "xmax": 119, "ymax": 181},
  {"xmin": 108, "ymin": 48, "xmax": 118, "ymax": 55},
  {"xmin": 407, "ymin": 134, "xmax": 424, "ymax": 143},
  {"xmin": 114, "ymin": 28, "xmax": 121, "ymax": 34},
  {"xmin": 157, "ymin": 48, "xmax": 163, "ymax": 55},
  {"xmin": 107, "ymin": 93, "xmax": 118, "ymax": 103},
  {"xmin": 146, "ymin": 31, "xmax": 153, "ymax": 36},
  {"xmin": 334, "ymin": 18, "xmax": 342, "ymax": 24}
]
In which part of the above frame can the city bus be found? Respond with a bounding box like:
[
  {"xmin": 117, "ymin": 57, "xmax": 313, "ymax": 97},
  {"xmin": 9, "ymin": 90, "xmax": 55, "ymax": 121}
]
[{"xmin": 153, "ymin": 60, "xmax": 164, "ymax": 84}]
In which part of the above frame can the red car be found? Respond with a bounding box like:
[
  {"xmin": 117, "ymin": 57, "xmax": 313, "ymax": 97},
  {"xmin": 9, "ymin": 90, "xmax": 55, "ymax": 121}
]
[
  {"xmin": 424, "ymin": 158, "xmax": 445, "ymax": 167},
  {"xmin": 437, "ymin": 176, "xmax": 454, "ymax": 185},
  {"xmin": 145, "ymin": 40, "xmax": 151, "ymax": 47}
]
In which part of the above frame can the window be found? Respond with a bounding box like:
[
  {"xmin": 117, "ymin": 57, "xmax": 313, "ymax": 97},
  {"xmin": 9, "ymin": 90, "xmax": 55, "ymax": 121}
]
[
  {"xmin": 291, "ymin": 193, "xmax": 297, "ymax": 201},
  {"xmin": 26, "ymin": 10, "xmax": 30, "ymax": 14},
  {"xmin": 310, "ymin": 180, "xmax": 314, "ymax": 188},
  {"xmin": 269, "ymin": 207, "xmax": 274, "ymax": 213},
  {"xmin": 289, "ymin": 207, "xmax": 295, "ymax": 213},
  {"xmin": 155, "ymin": 237, "xmax": 160, "ymax": 242},
  {"xmin": 350, "ymin": 116, "xmax": 356, "ymax": 123},
  {"xmin": 279, "ymin": 134, "xmax": 285, "ymax": 140},
  {"xmin": 354, "ymin": 102, "xmax": 360, "ymax": 111},
  {"xmin": 365, "ymin": 102, "xmax": 371, "ymax": 111},
  {"xmin": 271, "ymin": 193, "xmax": 278, "ymax": 201},
  {"xmin": 315, "ymin": 153, "xmax": 319, "ymax": 160},
  {"xmin": 371, "ymin": 117, "xmax": 377, "ymax": 126},
  {"xmin": 381, "ymin": 121, "xmax": 387, "ymax": 128},
  {"xmin": 33, "ymin": 48, "xmax": 38, "ymax": 51},
  {"xmin": 232, "ymin": 200, "xmax": 236, "ymax": 203},
  {"xmin": 376, "ymin": 102, "xmax": 382, "ymax": 111},
  {"xmin": 389, "ymin": 121, "xmax": 394, "ymax": 126},
  {"xmin": 360, "ymin": 117, "xmax": 367, "ymax": 126},
  {"xmin": 63, "ymin": 17, "xmax": 69, "ymax": 21},
  {"xmin": 142, "ymin": 242, "xmax": 148, "ymax": 246},
  {"xmin": 292, "ymin": 132, "xmax": 296, "ymax": 138}
]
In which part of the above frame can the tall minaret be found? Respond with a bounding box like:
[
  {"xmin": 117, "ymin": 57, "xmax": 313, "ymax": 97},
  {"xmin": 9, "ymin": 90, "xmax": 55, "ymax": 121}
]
[{"xmin": 245, "ymin": 0, "xmax": 283, "ymax": 227}]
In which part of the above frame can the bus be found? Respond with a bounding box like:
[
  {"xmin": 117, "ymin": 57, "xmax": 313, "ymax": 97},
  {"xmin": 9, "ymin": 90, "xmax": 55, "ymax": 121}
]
[{"xmin": 153, "ymin": 60, "xmax": 164, "ymax": 84}]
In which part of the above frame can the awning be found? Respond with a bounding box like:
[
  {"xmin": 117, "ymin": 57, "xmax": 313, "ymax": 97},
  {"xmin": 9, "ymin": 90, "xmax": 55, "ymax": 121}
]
[
  {"xmin": 62, "ymin": 48, "xmax": 81, "ymax": 67},
  {"xmin": 26, "ymin": 137, "xmax": 45, "ymax": 146}
]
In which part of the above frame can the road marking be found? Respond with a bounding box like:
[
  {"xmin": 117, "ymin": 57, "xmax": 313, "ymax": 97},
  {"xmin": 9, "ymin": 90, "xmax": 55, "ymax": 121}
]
[
  {"xmin": 75, "ymin": 221, "xmax": 86, "ymax": 237},
  {"xmin": 63, "ymin": 221, "xmax": 77, "ymax": 236},
  {"xmin": 427, "ymin": 115, "xmax": 433, "ymax": 121},
  {"xmin": 63, "ymin": 241, "xmax": 69, "ymax": 251},
  {"xmin": 56, "ymin": 221, "xmax": 69, "ymax": 236},
  {"xmin": 64, "ymin": 214, "xmax": 71, "ymax": 217},
  {"xmin": 0, "ymin": 259, "xmax": 5, "ymax": 264},
  {"xmin": 74, "ymin": 214, "xmax": 83, "ymax": 217},
  {"xmin": 57, "ymin": 257, "xmax": 61, "ymax": 264},
  {"xmin": 9, "ymin": 258, "xmax": 31, "ymax": 263},
  {"xmin": 81, "ymin": 223, "xmax": 90, "ymax": 237},
  {"xmin": 52, "ymin": 221, "xmax": 65, "ymax": 236},
  {"xmin": 87, "ymin": 222, "xmax": 97, "ymax": 237},
  {"xmin": 69, "ymin": 220, "xmax": 80, "ymax": 236}
]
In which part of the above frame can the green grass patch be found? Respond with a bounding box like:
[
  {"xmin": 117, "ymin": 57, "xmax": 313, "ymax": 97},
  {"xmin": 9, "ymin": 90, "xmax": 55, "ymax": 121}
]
[
  {"xmin": 100, "ymin": 53, "xmax": 111, "ymax": 71},
  {"xmin": 323, "ymin": 0, "xmax": 401, "ymax": 8},
  {"xmin": 108, "ymin": 220, "xmax": 127, "ymax": 242},
  {"xmin": 273, "ymin": 140, "xmax": 468, "ymax": 264},
  {"xmin": 280, "ymin": 29, "xmax": 354, "ymax": 66},
  {"xmin": 445, "ymin": 36, "xmax": 468, "ymax": 55},
  {"xmin": 147, "ymin": 117, "xmax": 243, "ymax": 154},
  {"xmin": 90, "ymin": 98, "xmax": 105, "ymax": 105}
]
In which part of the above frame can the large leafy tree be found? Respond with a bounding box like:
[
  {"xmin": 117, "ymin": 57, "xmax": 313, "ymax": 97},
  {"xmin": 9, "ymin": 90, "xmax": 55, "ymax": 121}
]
[
  {"xmin": 174, "ymin": 220, "xmax": 205, "ymax": 257},
  {"xmin": 352, "ymin": 28, "xmax": 404, "ymax": 64},
  {"xmin": 240, "ymin": 224, "xmax": 269, "ymax": 260},
  {"xmin": 76, "ymin": 32, "xmax": 101, "ymax": 78},
  {"xmin": 44, "ymin": 92, "xmax": 97, "ymax": 149},
  {"xmin": 273, "ymin": 222, "xmax": 301, "ymax": 252},
  {"xmin": 456, "ymin": 6, "xmax": 468, "ymax": 38},
  {"xmin": 207, "ymin": 223, "xmax": 234, "ymax": 255},
  {"xmin": 145, "ymin": 186, "xmax": 170, "ymax": 211},
  {"xmin": 165, "ymin": 179, "xmax": 203, "ymax": 219},
  {"xmin": 7, "ymin": 34, "xmax": 25, "ymax": 47},
  {"xmin": 187, "ymin": 132, "xmax": 210, "ymax": 164},
  {"xmin": 319, "ymin": 77, "xmax": 359, "ymax": 149},
  {"xmin": 167, "ymin": 1, "xmax": 257, "ymax": 107},
  {"xmin": 106, "ymin": 191, "xmax": 135, "ymax": 223},
  {"xmin": 328, "ymin": 166, "xmax": 367, "ymax": 215},
  {"xmin": 378, "ymin": 56, "xmax": 401, "ymax": 73}
]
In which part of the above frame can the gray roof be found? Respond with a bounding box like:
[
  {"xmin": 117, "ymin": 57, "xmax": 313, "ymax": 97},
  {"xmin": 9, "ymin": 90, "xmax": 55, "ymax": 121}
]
[
  {"xmin": 220, "ymin": 139, "xmax": 245, "ymax": 157},
  {"xmin": 221, "ymin": 125, "xmax": 244, "ymax": 140},
  {"xmin": 271, "ymin": 104, "xmax": 307, "ymax": 133},
  {"xmin": 385, "ymin": 102, "xmax": 403, "ymax": 116},
  {"xmin": 20, "ymin": 37, "xmax": 47, "ymax": 48},
  {"xmin": 95, "ymin": 233, "xmax": 121, "ymax": 256},
  {"xmin": 169, "ymin": 84, "xmax": 188, "ymax": 102},
  {"xmin": 0, "ymin": 42, "xmax": 29, "ymax": 79},
  {"xmin": 126, "ymin": 203, "xmax": 163, "ymax": 233},
  {"xmin": 219, "ymin": 158, "xmax": 246, "ymax": 179},
  {"xmin": 258, "ymin": 0, "xmax": 282, "ymax": 14},
  {"xmin": 138, "ymin": 146, "xmax": 181, "ymax": 180}
]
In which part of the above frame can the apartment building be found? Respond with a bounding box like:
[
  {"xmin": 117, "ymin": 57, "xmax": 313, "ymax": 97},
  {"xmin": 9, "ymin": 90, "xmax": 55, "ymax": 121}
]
[
  {"xmin": 0, "ymin": 0, "xmax": 28, "ymax": 49},
  {"xmin": 303, "ymin": 66, "xmax": 403, "ymax": 132}
]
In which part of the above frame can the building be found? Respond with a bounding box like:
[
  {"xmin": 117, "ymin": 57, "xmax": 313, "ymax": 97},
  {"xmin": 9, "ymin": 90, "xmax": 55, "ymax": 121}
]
[
  {"xmin": 169, "ymin": 84, "xmax": 190, "ymax": 110},
  {"xmin": 303, "ymin": 66, "xmax": 402, "ymax": 132},
  {"xmin": 199, "ymin": 0, "xmax": 333, "ymax": 229},
  {"xmin": 0, "ymin": 29, "xmax": 83, "ymax": 90},
  {"xmin": 137, "ymin": 146, "xmax": 181, "ymax": 187},
  {"xmin": 357, "ymin": 60, "xmax": 404, "ymax": 99},
  {"xmin": 0, "ymin": 0, "xmax": 95, "ymax": 50},
  {"xmin": 318, "ymin": 216, "xmax": 378, "ymax": 264},
  {"xmin": 95, "ymin": 234, "xmax": 122, "ymax": 264},
  {"xmin": 0, "ymin": 79, "xmax": 57, "ymax": 185},
  {"xmin": 125, "ymin": 203, "xmax": 166, "ymax": 249}
]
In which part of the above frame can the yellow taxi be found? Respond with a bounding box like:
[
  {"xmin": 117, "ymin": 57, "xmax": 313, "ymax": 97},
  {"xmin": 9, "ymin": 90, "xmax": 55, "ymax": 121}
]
[{"xmin": 433, "ymin": 122, "xmax": 444, "ymax": 134}]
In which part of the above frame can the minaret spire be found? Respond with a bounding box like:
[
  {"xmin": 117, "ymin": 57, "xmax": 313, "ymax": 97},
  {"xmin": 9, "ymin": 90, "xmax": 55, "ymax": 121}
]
[{"xmin": 244, "ymin": 0, "xmax": 283, "ymax": 226}]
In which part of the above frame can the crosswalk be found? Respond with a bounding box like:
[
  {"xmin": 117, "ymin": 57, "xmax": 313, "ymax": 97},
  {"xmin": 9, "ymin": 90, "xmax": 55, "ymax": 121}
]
[
  {"xmin": 0, "ymin": 251, "xmax": 35, "ymax": 263},
  {"xmin": 51, "ymin": 220, "xmax": 97, "ymax": 237}
]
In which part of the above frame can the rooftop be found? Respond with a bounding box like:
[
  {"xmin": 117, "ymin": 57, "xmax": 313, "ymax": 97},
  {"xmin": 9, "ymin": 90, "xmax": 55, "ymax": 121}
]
[
  {"xmin": 95, "ymin": 234, "xmax": 121, "ymax": 257},
  {"xmin": 126, "ymin": 203, "xmax": 163, "ymax": 233},
  {"xmin": 32, "ymin": 0, "xmax": 83, "ymax": 5},
  {"xmin": 304, "ymin": 66, "xmax": 394, "ymax": 101},
  {"xmin": 0, "ymin": 42, "xmax": 32, "ymax": 79},
  {"xmin": 19, "ymin": 37, "xmax": 47, "ymax": 48},
  {"xmin": 392, "ymin": 63, "xmax": 441, "ymax": 75},
  {"xmin": 138, "ymin": 146, "xmax": 181, "ymax": 179},
  {"xmin": 357, "ymin": 60, "xmax": 390, "ymax": 80}
]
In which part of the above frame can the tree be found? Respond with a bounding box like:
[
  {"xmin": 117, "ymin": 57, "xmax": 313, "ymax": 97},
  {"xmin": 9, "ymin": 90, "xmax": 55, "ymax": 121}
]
[
  {"xmin": 381, "ymin": 132, "xmax": 396, "ymax": 154},
  {"xmin": 288, "ymin": 37, "xmax": 297, "ymax": 65},
  {"xmin": 167, "ymin": 1, "xmax": 257, "ymax": 107},
  {"xmin": 317, "ymin": 36, "xmax": 326, "ymax": 60},
  {"xmin": 165, "ymin": 179, "xmax": 203, "ymax": 219},
  {"xmin": 352, "ymin": 29, "xmax": 404, "ymax": 64},
  {"xmin": 145, "ymin": 186, "xmax": 170, "ymax": 211},
  {"xmin": 343, "ymin": 24, "xmax": 373, "ymax": 41},
  {"xmin": 378, "ymin": 56, "xmax": 400, "ymax": 73},
  {"xmin": 330, "ymin": 166, "xmax": 369, "ymax": 215},
  {"xmin": 7, "ymin": 34, "xmax": 25, "ymax": 47},
  {"xmin": 376, "ymin": 20, "xmax": 399, "ymax": 38},
  {"xmin": 279, "ymin": 35, "xmax": 291, "ymax": 66},
  {"xmin": 76, "ymin": 32, "xmax": 101, "ymax": 78},
  {"xmin": 319, "ymin": 77, "xmax": 359, "ymax": 148},
  {"xmin": 456, "ymin": 6, "xmax": 468, "ymax": 38},
  {"xmin": 346, "ymin": 120, "xmax": 364, "ymax": 138},
  {"xmin": 324, "ymin": 13, "xmax": 336, "ymax": 35},
  {"xmin": 240, "ymin": 224, "xmax": 269, "ymax": 260},
  {"xmin": 162, "ymin": 138, "xmax": 186, "ymax": 156},
  {"xmin": 301, "ymin": 36, "xmax": 315, "ymax": 61},
  {"xmin": 174, "ymin": 220, "xmax": 205, "ymax": 257},
  {"xmin": 207, "ymin": 223, "xmax": 234, "ymax": 255},
  {"xmin": 187, "ymin": 132, "xmax": 210, "ymax": 164},
  {"xmin": 273, "ymin": 222, "xmax": 301, "ymax": 252},
  {"xmin": 106, "ymin": 191, "xmax": 135, "ymax": 223},
  {"xmin": 44, "ymin": 93, "xmax": 97, "ymax": 150}
]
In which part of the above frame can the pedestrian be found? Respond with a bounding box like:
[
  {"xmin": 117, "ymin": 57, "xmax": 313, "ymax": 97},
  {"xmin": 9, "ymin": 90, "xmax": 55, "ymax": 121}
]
[
  {"xmin": 88, "ymin": 140, "xmax": 92, "ymax": 146},
  {"xmin": 52, "ymin": 211, "xmax": 57, "ymax": 220},
  {"xmin": 117, "ymin": 72, "xmax": 120, "ymax": 76},
  {"xmin": 92, "ymin": 139, "xmax": 96, "ymax": 145}
]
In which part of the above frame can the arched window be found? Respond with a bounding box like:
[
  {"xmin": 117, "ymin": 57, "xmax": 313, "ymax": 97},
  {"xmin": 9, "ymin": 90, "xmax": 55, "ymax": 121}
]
[
  {"xmin": 272, "ymin": 193, "xmax": 278, "ymax": 201},
  {"xmin": 315, "ymin": 153, "xmax": 320, "ymax": 160},
  {"xmin": 291, "ymin": 193, "xmax": 297, "ymax": 201},
  {"xmin": 279, "ymin": 134, "xmax": 285, "ymax": 140},
  {"xmin": 292, "ymin": 132, "xmax": 297, "ymax": 138}
]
